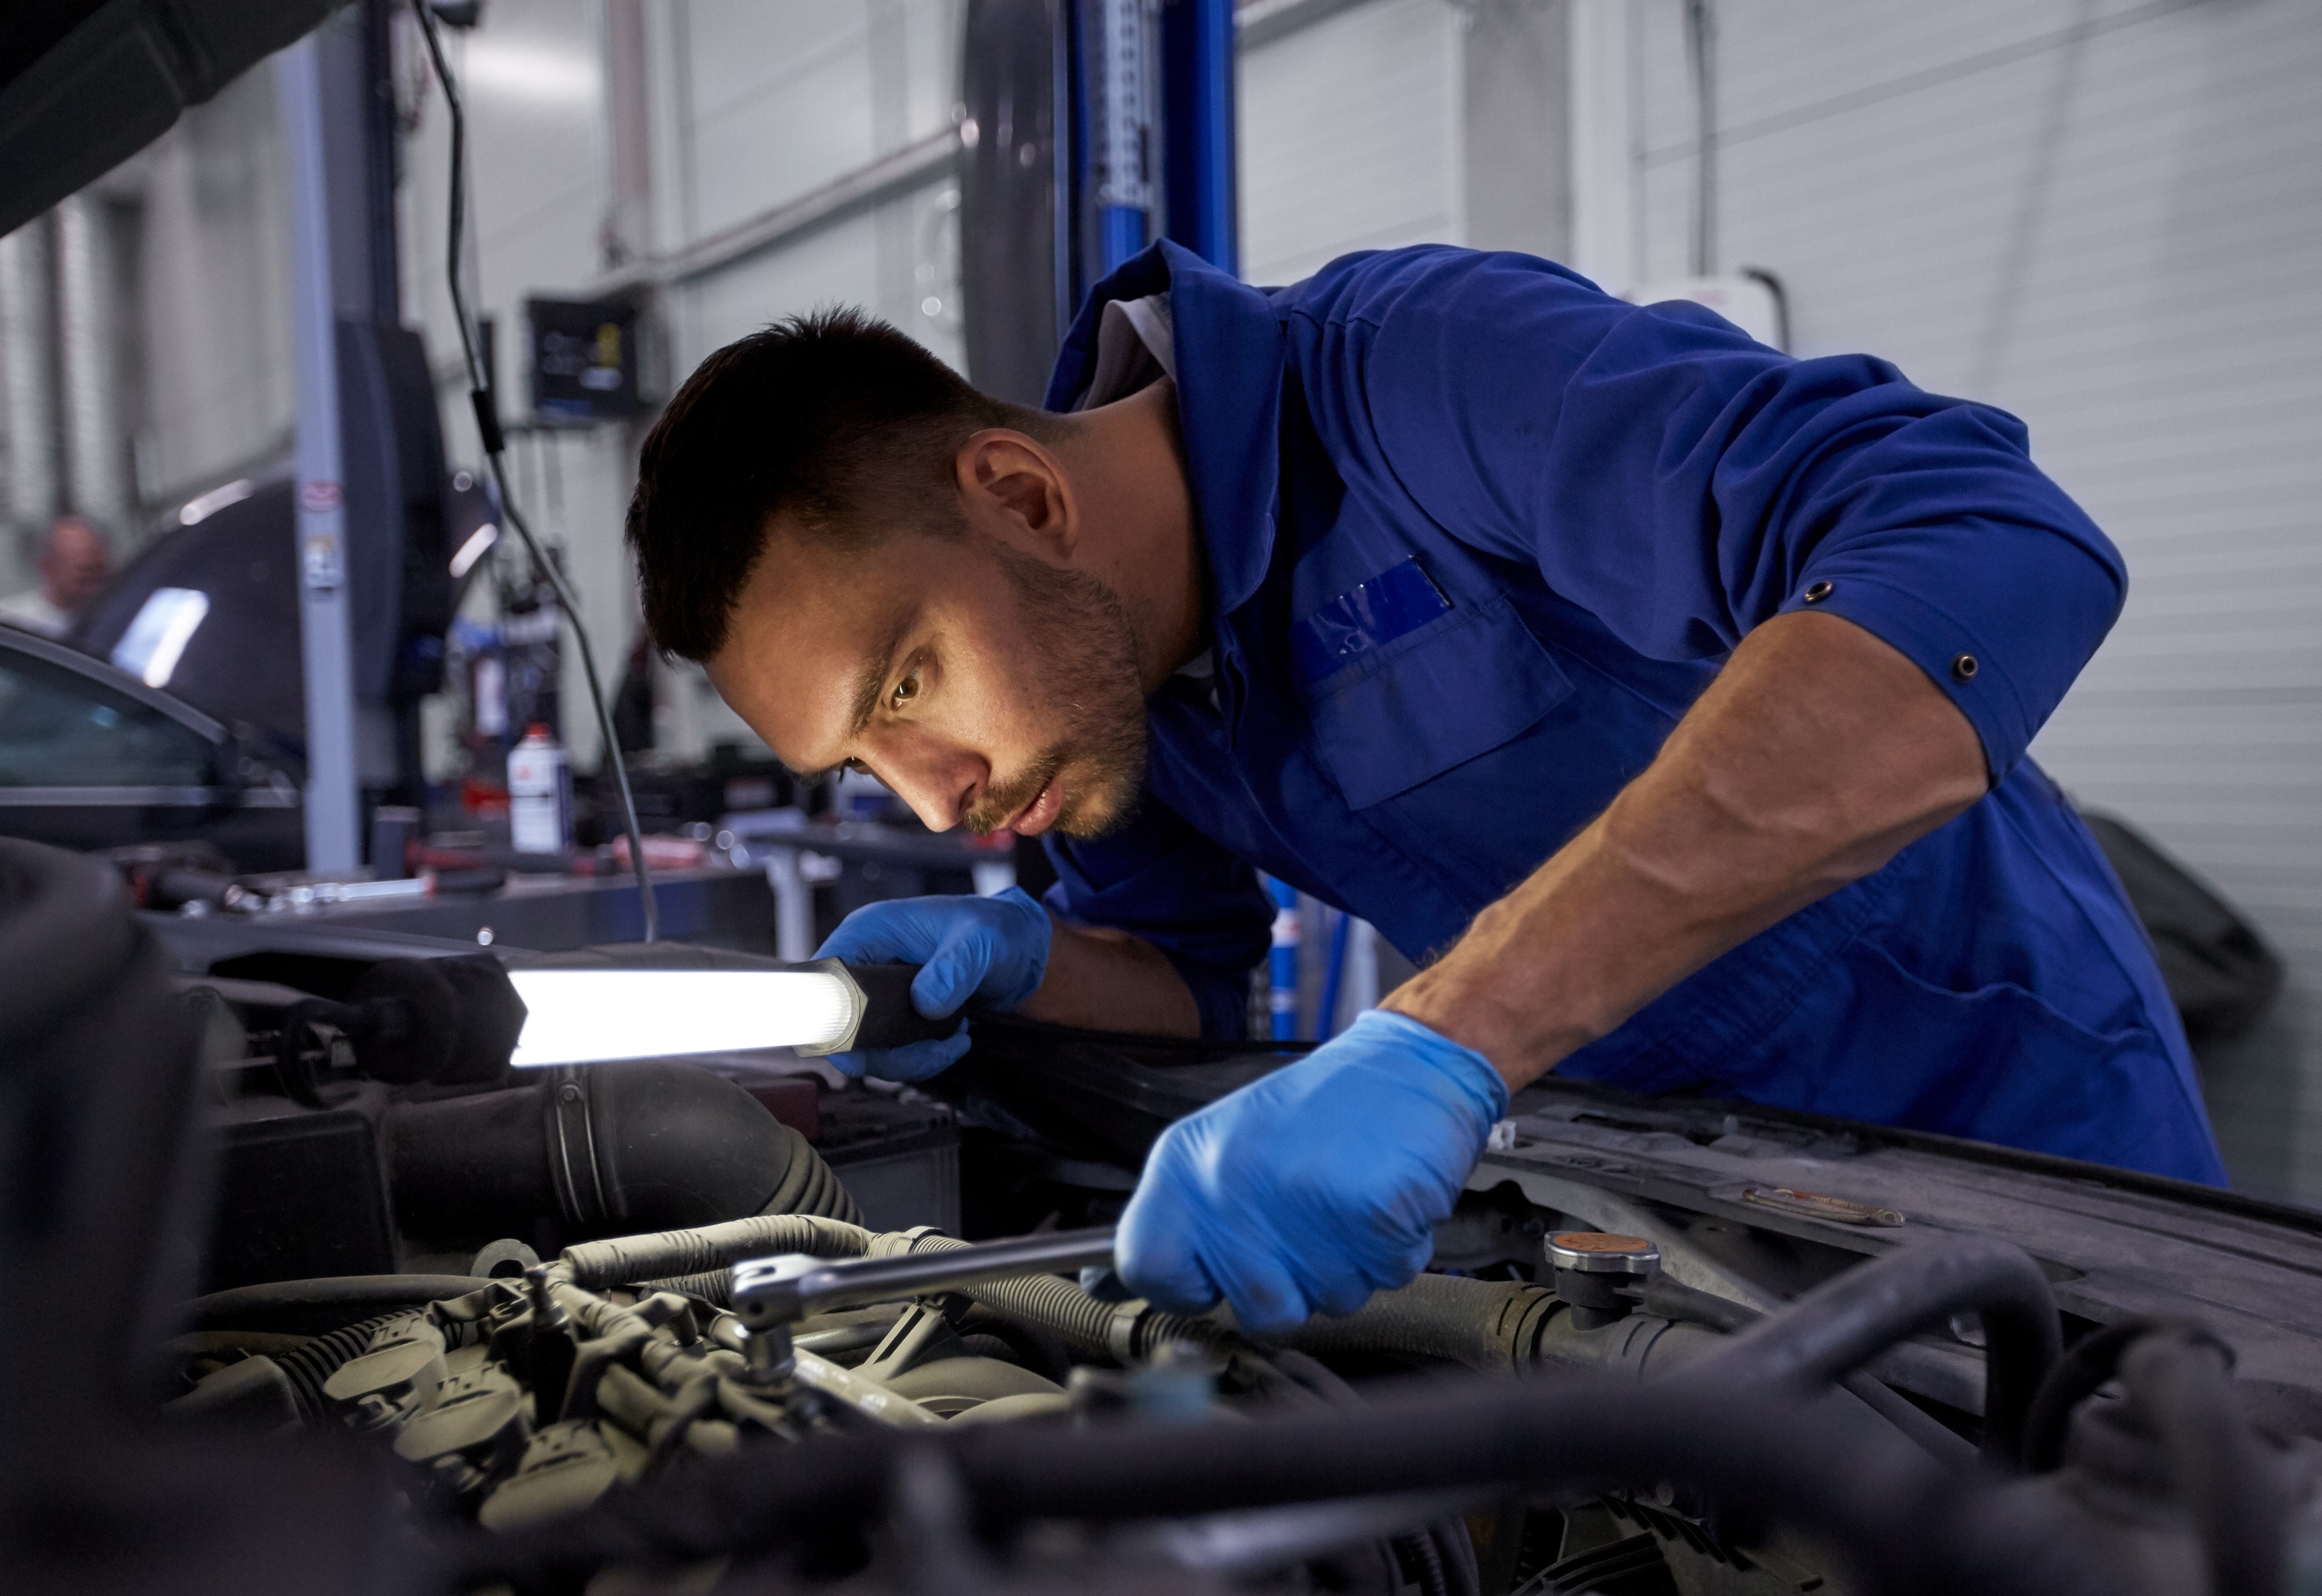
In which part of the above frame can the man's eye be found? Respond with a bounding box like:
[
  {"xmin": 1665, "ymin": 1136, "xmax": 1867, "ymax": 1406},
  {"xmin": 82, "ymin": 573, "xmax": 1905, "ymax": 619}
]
[{"xmin": 889, "ymin": 667, "xmax": 921, "ymax": 711}]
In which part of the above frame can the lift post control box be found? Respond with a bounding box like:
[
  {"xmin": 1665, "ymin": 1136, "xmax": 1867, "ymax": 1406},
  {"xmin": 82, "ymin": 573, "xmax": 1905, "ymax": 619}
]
[{"xmin": 526, "ymin": 296, "xmax": 642, "ymax": 423}]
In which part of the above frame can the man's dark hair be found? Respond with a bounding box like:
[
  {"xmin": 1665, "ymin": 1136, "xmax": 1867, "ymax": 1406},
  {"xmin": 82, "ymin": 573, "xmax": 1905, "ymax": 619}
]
[{"xmin": 626, "ymin": 306, "xmax": 1055, "ymax": 660}]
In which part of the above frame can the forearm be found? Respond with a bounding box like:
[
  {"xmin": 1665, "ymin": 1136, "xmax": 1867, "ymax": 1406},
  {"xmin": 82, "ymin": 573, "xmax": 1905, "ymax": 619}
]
[
  {"xmin": 1019, "ymin": 917, "xmax": 1202, "ymax": 1035},
  {"xmin": 1384, "ymin": 611, "xmax": 1989, "ymax": 1089}
]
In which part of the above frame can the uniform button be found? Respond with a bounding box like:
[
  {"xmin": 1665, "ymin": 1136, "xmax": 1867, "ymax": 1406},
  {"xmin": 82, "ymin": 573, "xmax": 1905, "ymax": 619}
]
[
  {"xmin": 1802, "ymin": 579, "xmax": 1834, "ymax": 604},
  {"xmin": 1952, "ymin": 653, "xmax": 1979, "ymax": 682}
]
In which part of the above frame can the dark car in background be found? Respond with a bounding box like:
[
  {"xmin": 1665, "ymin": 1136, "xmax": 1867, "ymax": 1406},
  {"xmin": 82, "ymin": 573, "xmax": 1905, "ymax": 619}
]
[{"xmin": 0, "ymin": 618, "xmax": 302, "ymax": 871}]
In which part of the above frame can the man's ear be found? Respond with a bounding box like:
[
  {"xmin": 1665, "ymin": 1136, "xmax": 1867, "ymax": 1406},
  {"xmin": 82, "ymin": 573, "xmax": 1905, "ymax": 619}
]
[{"xmin": 956, "ymin": 429, "xmax": 1078, "ymax": 558}]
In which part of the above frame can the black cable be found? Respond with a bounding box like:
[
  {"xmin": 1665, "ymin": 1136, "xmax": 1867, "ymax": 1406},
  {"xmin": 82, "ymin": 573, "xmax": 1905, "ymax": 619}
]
[{"xmin": 408, "ymin": 0, "xmax": 657, "ymax": 941}]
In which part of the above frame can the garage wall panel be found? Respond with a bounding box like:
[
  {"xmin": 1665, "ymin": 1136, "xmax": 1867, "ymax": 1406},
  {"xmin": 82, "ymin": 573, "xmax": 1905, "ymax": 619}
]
[
  {"xmin": 1238, "ymin": 0, "xmax": 1465, "ymax": 287},
  {"xmin": 134, "ymin": 70, "xmax": 297, "ymax": 503},
  {"xmin": 675, "ymin": 0, "xmax": 960, "ymax": 247}
]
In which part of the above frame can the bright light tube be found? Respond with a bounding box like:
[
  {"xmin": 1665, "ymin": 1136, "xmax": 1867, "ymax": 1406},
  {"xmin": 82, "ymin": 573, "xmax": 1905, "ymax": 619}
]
[{"xmin": 506, "ymin": 967, "xmax": 862, "ymax": 1066}]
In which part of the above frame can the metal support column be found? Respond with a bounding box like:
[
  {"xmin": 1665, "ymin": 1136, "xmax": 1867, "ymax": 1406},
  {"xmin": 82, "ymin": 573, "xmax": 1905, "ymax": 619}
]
[
  {"xmin": 277, "ymin": 35, "xmax": 361, "ymax": 872},
  {"xmin": 1084, "ymin": 0, "xmax": 1157, "ymax": 277},
  {"xmin": 1160, "ymin": 0, "xmax": 1236, "ymax": 274}
]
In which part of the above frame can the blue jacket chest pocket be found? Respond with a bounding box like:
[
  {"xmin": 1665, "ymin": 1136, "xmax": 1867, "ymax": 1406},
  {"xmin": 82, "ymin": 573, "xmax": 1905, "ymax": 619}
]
[{"xmin": 1300, "ymin": 589, "xmax": 1574, "ymax": 810}]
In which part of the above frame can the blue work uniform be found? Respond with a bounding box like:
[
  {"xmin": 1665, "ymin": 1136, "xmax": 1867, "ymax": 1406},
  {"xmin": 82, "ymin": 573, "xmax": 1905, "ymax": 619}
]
[{"xmin": 1037, "ymin": 240, "xmax": 2227, "ymax": 1186}]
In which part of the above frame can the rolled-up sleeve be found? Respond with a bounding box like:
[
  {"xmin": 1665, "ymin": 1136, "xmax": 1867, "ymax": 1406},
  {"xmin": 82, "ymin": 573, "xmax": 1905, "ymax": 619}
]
[
  {"xmin": 1040, "ymin": 796, "xmax": 1272, "ymax": 1039},
  {"xmin": 1308, "ymin": 248, "xmax": 2126, "ymax": 779}
]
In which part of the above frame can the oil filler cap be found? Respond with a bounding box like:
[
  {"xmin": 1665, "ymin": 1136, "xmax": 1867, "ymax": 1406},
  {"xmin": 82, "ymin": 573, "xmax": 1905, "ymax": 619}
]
[{"xmin": 1545, "ymin": 1232, "xmax": 1661, "ymax": 1275}]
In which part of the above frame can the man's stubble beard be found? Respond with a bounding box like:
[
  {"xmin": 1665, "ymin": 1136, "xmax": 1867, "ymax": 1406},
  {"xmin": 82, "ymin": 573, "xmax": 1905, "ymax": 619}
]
[{"xmin": 964, "ymin": 546, "xmax": 1151, "ymax": 840}]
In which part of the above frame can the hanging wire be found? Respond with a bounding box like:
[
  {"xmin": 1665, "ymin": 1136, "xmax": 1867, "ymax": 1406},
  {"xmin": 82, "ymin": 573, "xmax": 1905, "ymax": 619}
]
[
  {"xmin": 1686, "ymin": 0, "xmax": 1717, "ymax": 278},
  {"xmin": 409, "ymin": 0, "xmax": 658, "ymax": 941}
]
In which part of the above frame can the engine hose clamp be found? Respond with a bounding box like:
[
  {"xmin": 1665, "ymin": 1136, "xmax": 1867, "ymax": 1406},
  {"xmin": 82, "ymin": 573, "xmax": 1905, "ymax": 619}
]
[
  {"xmin": 1105, "ymin": 1300, "xmax": 1150, "ymax": 1363},
  {"xmin": 543, "ymin": 1066, "xmax": 612, "ymax": 1228}
]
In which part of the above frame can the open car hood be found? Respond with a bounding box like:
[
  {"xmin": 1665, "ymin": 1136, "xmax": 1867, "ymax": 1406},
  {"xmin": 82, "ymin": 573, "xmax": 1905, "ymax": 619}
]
[{"xmin": 0, "ymin": 0, "xmax": 340, "ymax": 238}]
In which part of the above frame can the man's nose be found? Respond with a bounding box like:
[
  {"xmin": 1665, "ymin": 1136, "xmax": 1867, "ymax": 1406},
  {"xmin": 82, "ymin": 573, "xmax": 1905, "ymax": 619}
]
[{"xmin": 871, "ymin": 735, "xmax": 985, "ymax": 832}]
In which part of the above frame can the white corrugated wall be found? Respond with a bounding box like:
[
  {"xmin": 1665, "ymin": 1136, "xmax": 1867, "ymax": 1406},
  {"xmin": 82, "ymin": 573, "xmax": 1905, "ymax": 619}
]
[
  {"xmin": 1580, "ymin": 0, "xmax": 2322, "ymax": 1195},
  {"xmin": 1238, "ymin": 0, "xmax": 1468, "ymax": 285}
]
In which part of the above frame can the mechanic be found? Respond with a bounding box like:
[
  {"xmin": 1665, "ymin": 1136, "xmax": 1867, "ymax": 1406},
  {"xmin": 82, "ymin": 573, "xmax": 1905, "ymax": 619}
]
[{"xmin": 625, "ymin": 242, "xmax": 2227, "ymax": 1334}]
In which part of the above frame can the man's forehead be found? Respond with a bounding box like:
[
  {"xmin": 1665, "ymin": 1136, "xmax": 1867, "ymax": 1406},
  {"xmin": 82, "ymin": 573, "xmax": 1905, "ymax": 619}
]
[{"xmin": 715, "ymin": 533, "xmax": 917, "ymax": 768}]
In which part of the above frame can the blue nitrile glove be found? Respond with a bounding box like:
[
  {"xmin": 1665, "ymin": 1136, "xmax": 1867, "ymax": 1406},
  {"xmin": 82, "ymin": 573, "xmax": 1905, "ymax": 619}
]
[
  {"xmin": 813, "ymin": 886, "xmax": 1051, "ymax": 1081},
  {"xmin": 1117, "ymin": 1009, "xmax": 1508, "ymax": 1335}
]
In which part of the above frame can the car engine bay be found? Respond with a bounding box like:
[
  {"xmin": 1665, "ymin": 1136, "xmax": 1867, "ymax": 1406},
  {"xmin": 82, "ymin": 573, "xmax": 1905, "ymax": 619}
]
[{"xmin": 7, "ymin": 836, "xmax": 2321, "ymax": 1595}]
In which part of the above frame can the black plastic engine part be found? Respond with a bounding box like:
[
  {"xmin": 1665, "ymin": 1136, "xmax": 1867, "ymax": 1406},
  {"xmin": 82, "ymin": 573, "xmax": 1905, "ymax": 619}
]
[
  {"xmin": 204, "ymin": 1100, "xmax": 401, "ymax": 1291},
  {"xmin": 0, "ymin": 839, "xmax": 208, "ymax": 1424},
  {"xmin": 0, "ymin": 840, "xmax": 419, "ymax": 1596}
]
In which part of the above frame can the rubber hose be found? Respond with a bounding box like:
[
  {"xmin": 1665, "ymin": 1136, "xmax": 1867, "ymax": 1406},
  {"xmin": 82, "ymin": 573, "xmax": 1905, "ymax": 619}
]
[
  {"xmin": 180, "ymin": 1275, "xmax": 492, "ymax": 1331},
  {"xmin": 1677, "ymin": 1234, "xmax": 2060, "ymax": 1468},
  {"xmin": 1638, "ymin": 1276, "xmax": 1976, "ymax": 1467},
  {"xmin": 1266, "ymin": 1273, "xmax": 1555, "ymax": 1375},
  {"xmin": 450, "ymin": 1375, "xmax": 2119, "ymax": 1596},
  {"xmin": 269, "ymin": 1312, "xmax": 405, "ymax": 1425},
  {"xmin": 2116, "ymin": 1330, "xmax": 2287, "ymax": 1596},
  {"xmin": 1260, "ymin": 1346, "xmax": 1480, "ymax": 1596},
  {"xmin": 2020, "ymin": 1314, "xmax": 2205, "ymax": 1473},
  {"xmin": 556, "ymin": 1213, "xmax": 873, "ymax": 1291}
]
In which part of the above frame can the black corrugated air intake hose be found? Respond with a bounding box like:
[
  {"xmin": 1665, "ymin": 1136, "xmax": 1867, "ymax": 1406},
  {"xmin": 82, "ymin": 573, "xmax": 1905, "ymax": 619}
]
[
  {"xmin": 267, "ymin": 1312, "xmax": 406, "ymax": 1425},
  {"xmin": 386, "ymin": 1058, "xmax": 861, "ymax": 1254}
]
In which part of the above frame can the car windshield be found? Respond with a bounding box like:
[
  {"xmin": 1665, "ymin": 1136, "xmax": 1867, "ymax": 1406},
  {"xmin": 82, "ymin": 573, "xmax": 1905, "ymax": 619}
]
[{"xmin": 0, "ymin": 643, "xmax": 217, "ymax": 789}]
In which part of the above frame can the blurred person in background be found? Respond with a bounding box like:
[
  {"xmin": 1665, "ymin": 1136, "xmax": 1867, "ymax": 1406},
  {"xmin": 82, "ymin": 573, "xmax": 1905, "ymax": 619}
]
[{"xmin": 0, "ymin": 515, "xmax": 111, "ymax": 636}]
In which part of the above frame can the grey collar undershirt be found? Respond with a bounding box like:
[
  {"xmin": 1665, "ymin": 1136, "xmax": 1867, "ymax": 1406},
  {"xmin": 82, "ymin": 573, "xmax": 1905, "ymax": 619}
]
[{"xmin": 1073, "ymin": 294, "xmax": 1215, "ymax": 691}]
